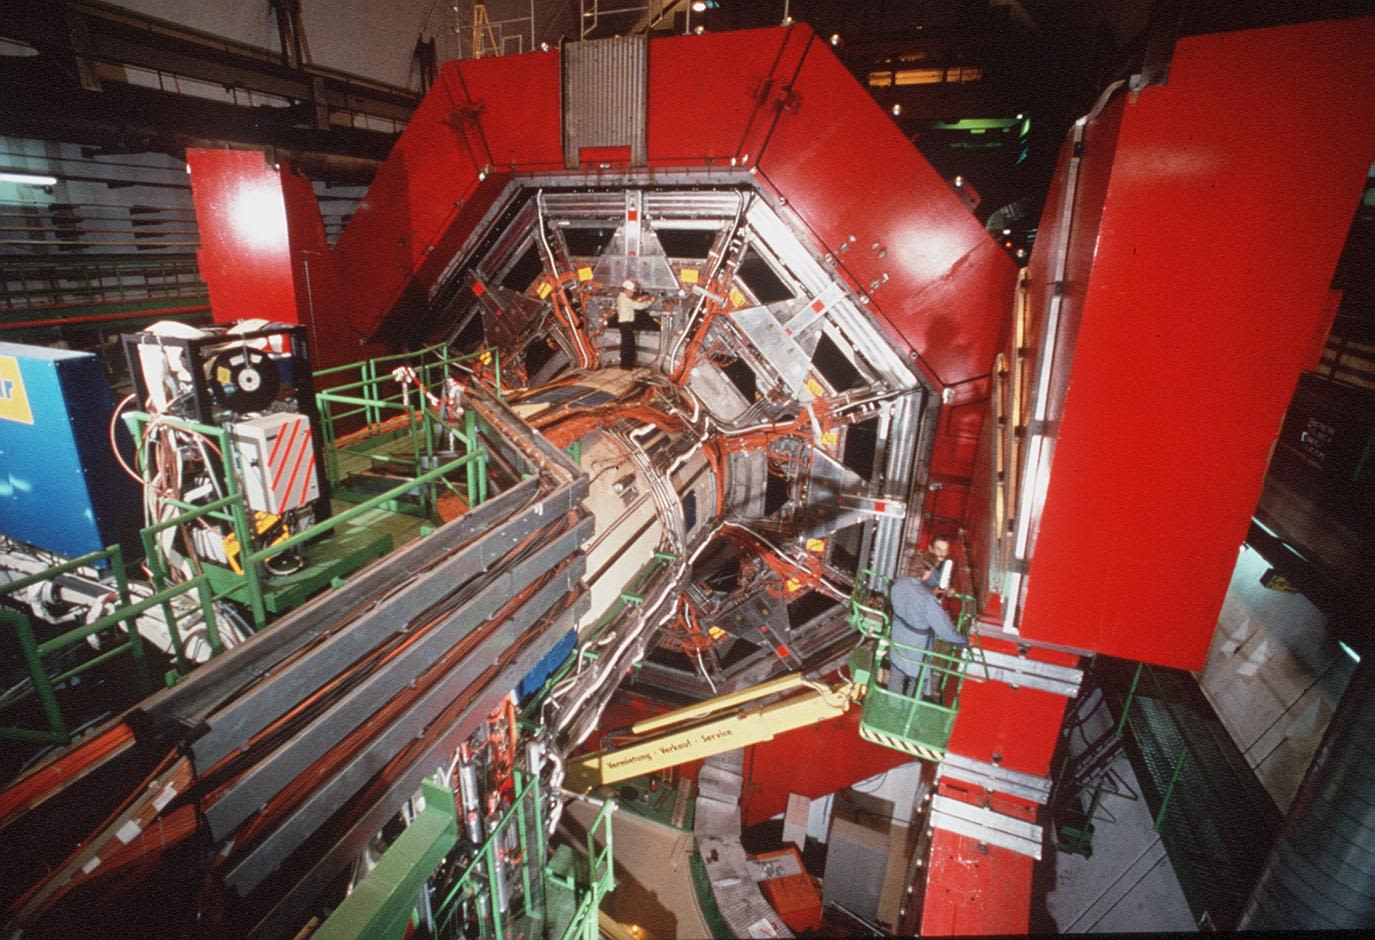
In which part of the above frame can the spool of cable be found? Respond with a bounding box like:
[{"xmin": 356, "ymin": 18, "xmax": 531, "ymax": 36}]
[{"xmin": 208, "ymin": 346, "xmax": 280, "ymax": 413}]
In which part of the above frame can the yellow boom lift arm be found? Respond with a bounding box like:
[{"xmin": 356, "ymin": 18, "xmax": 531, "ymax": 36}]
[{"xmin": 565, "ymin": 673, "xmax": 858, "ymax": 791}]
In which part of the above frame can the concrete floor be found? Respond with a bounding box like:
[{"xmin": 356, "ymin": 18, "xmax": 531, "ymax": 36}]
[
  {"xmin": 1197, "ymin": 544, "xmax": 1354, "ymax": 811},
  {"xmin": 1044, "ymin": 689, "xmax": 1197, "ymax": 934}
]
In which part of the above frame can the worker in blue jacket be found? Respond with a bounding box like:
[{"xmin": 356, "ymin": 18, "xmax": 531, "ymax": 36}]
[{"xmin": 887, "ymin": 551, "xmax": 968, "ymax": 699}]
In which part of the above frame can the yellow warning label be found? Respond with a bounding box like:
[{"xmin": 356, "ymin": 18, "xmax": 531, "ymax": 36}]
[
  {"xmin": 537, "ymin": 280, "xmax": 553, "ymax": 299},
  {"xmin": 0, "ymin": 355, "xmax": 34, "ymax": 425},
  {"xmin": 805, "ymin": 378, "xmax": 825, "ymax": 397},
  {"xmin": 820, "ymin": 430, "xmax": 838, "ymax": 447},
  {"xmin": 577, "ymin": 266, "xmax": 594, "ymax": 282},
  {"xmin": 729, "ymin": 288, "xmax": 747, "ymax": 308},
  {"xmin": 785, "ymin": 578, "xmax": 802, "ymax": 593},
  {"xmin": 679, "ymin": 268, "xmax": 700, "ymax": 284},
  {"xmin": 805, "ymin": 538, "xmax": 826, "ymax": 554},
  {"xmin": 707, "ymin": 626, "xmax": 726, "ymax": 640}
]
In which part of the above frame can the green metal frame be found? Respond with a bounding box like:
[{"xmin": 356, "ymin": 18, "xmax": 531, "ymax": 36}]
[
  {"xmin": 0, "ymin": 382, "xmax": 492, "ymax": 746},
  {"xmin": 0, "ymin": 542, "xmax": 232, "ymax": 741},
  {"xmin": 847, "ymin": 568, "xmax": 984, "ymax": 760},
  {"xmin": 1050, "ymin": 661, "xmax": 1144, "ymax": 857},
  {"xmin": 315, "ymin": 780, "xmax": 459, "ymax": 940},
  {"xmin": 124, "ymin": 408, "xmax": 484, "ymax": 633},
  {"xmin": 314, "ymin": 343, "xmax": 500, "ymax": 514},
  {"xmin": 430, "ymin": 772, "xmax": 615, "ymax": 940}
]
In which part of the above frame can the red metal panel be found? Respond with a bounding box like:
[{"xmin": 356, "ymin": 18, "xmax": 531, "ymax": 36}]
[
  {"xmin": 740, "ymin": 705, "xmax": 911, "ymax": 828},
  {"xmin": 920, "ymin": 831, "xmax": 1034, "ymax": 935},
  {"xmin": 187, "ymin": 149, "xmax": 359, "ymax": 369},
  {"xmin": 451, "ymin": 52, "xmax": 564, "ymax": 171},
  {"xmin": 1019, "ymin": 18, "xmax": 1375, "ymax": 668},
  {"xmin": 279, "ymin": 168, "xmax": 355, "ymax": 370},
  {"xmin": 332, "ymin": 62, "xmax": 493, "ymax": 342},
  {"xmin": 919, "ymin": 778, "xmax": 1039, "ymax": 936},
  {"xmin": 187, "ymin": 149, "xmax": 301, "ymax": 326},
  {"xmin": 752, "ymin": 34, "xmax": 1016, "ymax": 391},
  {"xmin": 646, "ymin": 27, "xmax": 811, "ymax": 168},
  {"xmin": 945, "ymin": 645, "xmax": 1074, "ymax": 779}
]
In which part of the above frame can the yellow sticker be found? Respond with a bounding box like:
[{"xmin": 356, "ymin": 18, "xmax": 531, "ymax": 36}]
[
  {"xmin": 479, "ymin": 349, "xmax": 492, "ymax": 365},
  {"xmin": 0, "ymin": 355, "xmax": 34, "ymax": 425},
  {"xmin": 804, "ymin": 378, "xmax": 824, "ymax": 397},
  {"xmin": 536, "ymin": 280, "xmax": 553, "ymax": 299},
  {"xmin": 680, "ymin": 268, "xmax": 700, "ymax": 284},
  {"xmin": 785, "ymin": 578, "xmax": 802, "ymax": 593},
  {"xmin": 729, "ymin": 288, "xmax": 747, "ymax": 308},
  {"xmin": 577, "ymin": 266, "xmax": 594, "ymax": 282},
  {"xmin": 707, "ymin": 626, "xmax": 726, "ymax": 640},
  {"xmin": 820, "ymin": 431, "xmax": 838, "ymax": 447},
  {"xmin": 805, "ymin": 538, "xmax": 825, "ymax": 554}
]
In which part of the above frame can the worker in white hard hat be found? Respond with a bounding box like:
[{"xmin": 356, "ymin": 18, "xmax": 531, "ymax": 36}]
[{"xmin": 615, "ymin": 278, "xmax": 654, "ymax": 369}]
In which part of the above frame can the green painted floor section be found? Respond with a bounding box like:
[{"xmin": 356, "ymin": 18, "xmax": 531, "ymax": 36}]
[{"xmin": 204, "ymin": 501, "xmax": 428, "ymax": 616}]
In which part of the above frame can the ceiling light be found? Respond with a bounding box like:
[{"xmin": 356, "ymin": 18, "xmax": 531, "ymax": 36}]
[
  {"xmin": 953, "ymin": 175, "xmax": 963, "ymax": 187},
  {"xmin": 0, "ymin": 172, "xmax": 57, "ymax": 186},
  {"xmin": 891, "ymin": 104, "xmax": 902, "ymax": 116},
  {"xmin": 830, "ymin": 34, "xmax": 841, "ymax": 46},
  {"xmin": 691, "ymin": 1, "xmax": 708, "ymax": 11}
]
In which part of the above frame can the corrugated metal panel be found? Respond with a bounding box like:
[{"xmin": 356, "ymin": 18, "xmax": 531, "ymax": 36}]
[{"xmin": 562, "ymin": 36, "xmax": 648, "ymax": 167}]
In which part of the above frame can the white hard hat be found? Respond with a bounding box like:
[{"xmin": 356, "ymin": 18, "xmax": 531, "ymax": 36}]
[{"xmin": 622, "ymin": 279, "xmax": 637, "ymax": 291}]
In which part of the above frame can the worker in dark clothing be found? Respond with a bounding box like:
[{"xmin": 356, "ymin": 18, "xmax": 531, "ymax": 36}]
[
  {"xmin": 615, "ymin": 278, "xmax": 654, "ymax": 368},
  {"xmin": 887, "ymin": 552, "xmax": 967, "ymax": 699}
]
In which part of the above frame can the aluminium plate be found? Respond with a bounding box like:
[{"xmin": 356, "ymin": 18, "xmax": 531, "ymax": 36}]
[
  {"xmin": 929, "ymin": 794, "xmax": 1043, "ymax": 860},
  {"xmin": 728, "ymin": 305, "xmax": 813, "ymax": 399}
]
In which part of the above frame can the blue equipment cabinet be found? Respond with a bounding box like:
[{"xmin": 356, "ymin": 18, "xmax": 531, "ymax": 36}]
[{"xmin": 0, "ymin": 342, "xmax": 139, "ymax": 559}]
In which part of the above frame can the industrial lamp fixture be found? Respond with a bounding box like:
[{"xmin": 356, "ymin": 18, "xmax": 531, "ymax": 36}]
[{"xmin": 0, "ymin": 171, "xmax": 58, "ymax": 186}]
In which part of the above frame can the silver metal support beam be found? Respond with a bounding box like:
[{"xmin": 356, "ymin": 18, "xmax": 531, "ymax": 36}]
[
  {"xmin": 929, "ymin": 794, "xmax": 1043, "ymax": 860},
  {"xmin": 937, "ymin": 752, "xmax": 1052, "ymax": 805},
  {"xmin": 973, "ymin": 648, "xmax": 1083, "ymax": 697}
]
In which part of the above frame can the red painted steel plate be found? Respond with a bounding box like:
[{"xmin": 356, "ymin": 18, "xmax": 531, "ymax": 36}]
[
  {"xmin": 646, "ymin": 27, "xmax": 811, "ymax": 168},
  {"xmin": 741, "ymin": 705, "xmax": 911, "ymax": 828},
  {"xmin": 921, "ymin": 828, "xmax": 1035, "ymax": 936},
  {"xmin": 187, "ymin": 150, "xmax": 301, "ymax": 326},
  {"xmin": 753, "ymin": 31, "xmax": 1017, "ymax": 390},
  {"xmin": 1018, "ymin": 18, "xmax": 1375, "ymax": 668}
]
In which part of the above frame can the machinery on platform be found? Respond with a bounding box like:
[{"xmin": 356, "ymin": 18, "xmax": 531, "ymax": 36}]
[{"xmin": 121, "ymin": 320, "xmax": 330, "ymax": 576}]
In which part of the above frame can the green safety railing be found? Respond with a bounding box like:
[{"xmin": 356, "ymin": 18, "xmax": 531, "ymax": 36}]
[
  {"xmin": 1048, "ymin": 660, "xmax": 1142, "ymax": 857},
  {"xmin": 0, "ymin": 350, "xmax": 498, "ymax": 747},
  {"xmin": 848, "ymin": 569, "xmax": 984, "ymax": 761},
  {"xmin": 0, "ymin": 543, "xmax": 212, "ymax": 743},
  {"xmin": 431, "ymin": 773, "xmax": 615, "ymax": 940},
  {"xmin": 125, "ymin": 411, "xmax": 485, "ymax": 631},
  {"xmin": 559, "ymin": 798, "xmax": 616, "ymax": 940},
  {"xmin": 1115, "ymin": 662, "xmax": 1191, "ymax": 834},
  {"xmin": 314, "ymin": 343, "xmax": 500, "ymax": 513}
]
